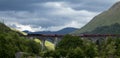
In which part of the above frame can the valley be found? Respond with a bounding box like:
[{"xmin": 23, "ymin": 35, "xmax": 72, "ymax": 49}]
[{"xmin": 0, "ymin": 1, "xmax": 120, "ymax": 58}]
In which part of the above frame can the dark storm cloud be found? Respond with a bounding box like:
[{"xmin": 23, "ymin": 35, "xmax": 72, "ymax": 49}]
[
  {"xmin": 0, "ymin": 0, "xmax": 58, "ymax": 11},
  {"xmin": 65, "ymin": 0, "xmax": 116, "ymax": 11},
  {"xmin": 0, "ymin": 0, "xmax": 118, "ymax": 31},
  {"xmin": 0, "ymin": 0, "xmax": 116, "ymax": 11}
]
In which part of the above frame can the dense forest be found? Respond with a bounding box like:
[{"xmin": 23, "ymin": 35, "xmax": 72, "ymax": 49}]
[
  {"xmin": 42, "ymin": 35, "xmax": 120, "ymax": 58},
  {"xmin": 0, "ymin": 22, "xmax": 41, "ymax": 58},
  {"xmin": 1, "ymin": 22, "xmax": 120, "ymax": 58}
]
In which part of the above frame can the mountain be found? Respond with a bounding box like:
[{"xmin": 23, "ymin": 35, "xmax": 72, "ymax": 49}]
[
  {"xmin": 24, "ymin": 27, "xmax": 78, "ymax": 35},
  {"xmin": 72, "ymin": 1, "xmax": 120, "ymax": 35}
]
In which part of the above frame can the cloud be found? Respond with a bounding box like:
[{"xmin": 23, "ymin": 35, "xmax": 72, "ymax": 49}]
[
  {"xmin": 0, "ymin": 0, "xmax": 117, "ymax": 11},
  {"xmin": 1, "ymin": 2, "xmax": 98, "ymax": 31},
  {"xmin": 0, "ymin": 0, "xmax": 118, "ymax": 31}
]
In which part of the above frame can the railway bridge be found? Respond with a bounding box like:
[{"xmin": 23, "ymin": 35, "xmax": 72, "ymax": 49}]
[{"xmin": 24, "ymin": 34, "xmax": 120, "ymax": 50}]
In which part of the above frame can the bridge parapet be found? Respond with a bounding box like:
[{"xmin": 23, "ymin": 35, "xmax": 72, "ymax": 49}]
[{"xmin": 26, "ymin": 34, "xmax": 120, "ymax": 38}]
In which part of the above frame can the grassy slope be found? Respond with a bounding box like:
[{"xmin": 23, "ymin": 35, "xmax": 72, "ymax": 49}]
[
  {"xmin": 72, "ymin": 2, "xmax": 120, "ymax": 35},
  {"xmin": 0, "ymin": 22, "xmax": 27, "ymax": 36},
  {"xmin": 34, "ymin": 39, "xmax": 55, "ymax": 51},
  {"xmin": 10, "ymin": 28, "xmax": 27, "ymax": 35},
  {"xmin": 45, "ymin": 40, "xmax": 55, "ymax": 51}
]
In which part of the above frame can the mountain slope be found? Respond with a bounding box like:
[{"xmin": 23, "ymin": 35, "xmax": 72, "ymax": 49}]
[
  {"xmin": 0, "ymin": 22, "xmax": 11, "ymax": 33},
  {"xmin": 0, "ymin": 22, "xmax": 27, "ymax": 36},
  {"xmin": 83, "ymin": 23, "xmax": 120, "ymax": 34},
  {"xmin": 24, "ymin": 27, "xmax": 78, "ymax": 35},
  {"xmin": 72, "ymin": 1, "xmax": 120, "ymax": 35}
]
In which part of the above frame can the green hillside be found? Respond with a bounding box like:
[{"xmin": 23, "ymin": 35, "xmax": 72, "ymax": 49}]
[
  {"xmin": 72, "ymin": 1, "xmax": 120, "ymax": 35},
  {"xmin": 0, "ymin": 22, "xmax": 11, "ymax": 32},
  {"xmin": 0, "ymin": 22, "xmax": 54, "ymax": 50},
  {"xmin": 83, "ymin": 23, "xmax": 120, "ymax": 34},
  {"xmin": 0, "ymin": 22, "xmax": 27, "ymax": 36},
  {"xmin": 0, "ymin": 22, "xmax": 41, "ymax": 58}
]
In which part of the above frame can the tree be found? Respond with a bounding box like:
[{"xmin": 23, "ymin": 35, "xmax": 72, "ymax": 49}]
[
  {"xmin": 56, "ymin": 35, "xmax": 98, "ymax": 58},
  {"xmin": 67, "ymin": 47, "xmax": 84, "ymax": 58},
  {"xmin": 57, "ymin": 35, "xmax": 84, "ymax": 50},
  {"xmin": 115, "ymin": 38, "xmax": 120, "ymax": 57},
  {"xmin": 99, "ymin": 37, "xmax": 116, "ymax": 58},
  {"xmin": 27, "ymin": 40, "xmax": 41, "ymax": 55}
]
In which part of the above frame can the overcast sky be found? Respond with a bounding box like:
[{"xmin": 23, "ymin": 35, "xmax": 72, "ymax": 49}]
[{"xmin": 0, "ymin": 0, "xmax": 119, "ymax": 32}]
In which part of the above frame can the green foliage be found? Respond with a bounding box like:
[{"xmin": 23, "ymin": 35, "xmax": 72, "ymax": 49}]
[
  {"xmin": 0, "ymin": 23, "xmax": 41, "ymax": 58},
  {"xmin": 2, "ymin": 23, "xmax": 120, "ymax": 58},
  {"xmin": 27, "ymin": 40, "xmax": 41, "ymax": 55},
  {"xmin": 57, "ymin": 34, "xmax": 84, "ymax": 50},
  {"xmin": 98, "ymin": 37, "xmax": 120, "ymax": 58},
  {"xmin": 0, "ymin": 32, "xmax": 41, "ymax": 58},
  {"xmin": 0, "ymin": 34, "xmax": 16, "ymax": 57},
  {"xmin": 49, "ymin": 35, "xmax": 120, "ymax": 58},
  {"xmin": 84, "ymin": 42, "xmax": 98, "ymax": 58},
  {"xmin": 55, "ymin": 35, "xmax": 98, "ymax": 58},
  {"xmin": 115, "ymin": 38, "xmax": 120, "ymax": 56},
  {"xmin": 66, "ymin": 47, "xmax": 84, "ymax": 58}
]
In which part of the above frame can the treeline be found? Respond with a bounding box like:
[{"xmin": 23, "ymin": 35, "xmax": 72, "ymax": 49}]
[
  {"xmin": 1, "ymin": 31, "xmax": 120, "ymax": 58},
  {"xmin": 0, "ymin": 23, "xmax": 41, "ymax": 58},
  {"xmin": 0, "ymin": 33, "xmax": 41, "ymax": 58},
  {"xmin": 42, "ymin": 35, "xmax": 120, "ymax": 58}
]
